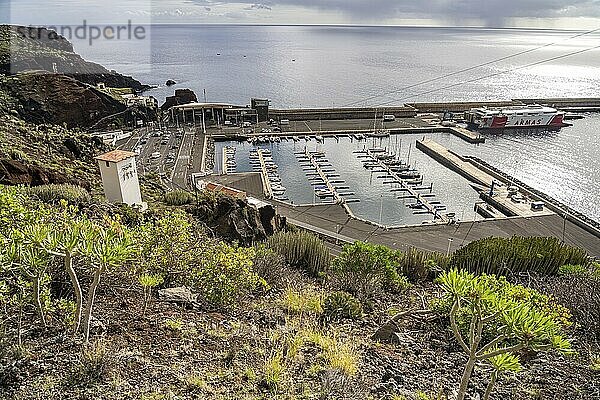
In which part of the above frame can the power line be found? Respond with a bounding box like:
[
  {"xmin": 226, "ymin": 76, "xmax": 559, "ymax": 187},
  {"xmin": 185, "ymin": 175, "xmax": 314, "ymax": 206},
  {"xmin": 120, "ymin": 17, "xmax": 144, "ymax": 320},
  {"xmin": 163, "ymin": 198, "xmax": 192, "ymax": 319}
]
[
  {"xmin": 342, "ymin": 27, "xmax": 600, "ymax": 108},
  {"xmin": 374, "ymin": 42, "xmax": 600, "ymax": 107}
]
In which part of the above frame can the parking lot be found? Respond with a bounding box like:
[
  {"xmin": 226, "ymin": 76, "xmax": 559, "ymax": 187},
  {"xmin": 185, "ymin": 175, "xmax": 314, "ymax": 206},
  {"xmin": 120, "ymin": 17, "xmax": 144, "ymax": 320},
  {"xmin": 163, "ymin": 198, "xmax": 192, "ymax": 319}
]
[{"xmin": 116, "ymin": 125, "xmax": 201, "ymax": 189}]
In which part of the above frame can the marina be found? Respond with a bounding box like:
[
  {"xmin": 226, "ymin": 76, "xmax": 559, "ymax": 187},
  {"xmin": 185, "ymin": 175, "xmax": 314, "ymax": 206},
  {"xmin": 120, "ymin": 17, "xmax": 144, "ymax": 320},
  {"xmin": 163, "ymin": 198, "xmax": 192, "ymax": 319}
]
[
  {"xmin": 202, "ymin": 103, "xmax": 600, "ymax": 230},
  {"xmin": 214, "ymin": 131, "xmax": 483, "ymax": 226},
  {"xmin": 119, "ymin": 98, "xmax": 600, "ymax": 252}
]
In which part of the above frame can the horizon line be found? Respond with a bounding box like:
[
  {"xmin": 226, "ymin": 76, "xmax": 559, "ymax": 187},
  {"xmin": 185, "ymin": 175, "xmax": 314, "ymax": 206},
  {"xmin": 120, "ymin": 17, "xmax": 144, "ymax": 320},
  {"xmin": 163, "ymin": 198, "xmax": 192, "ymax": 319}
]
[{"xmin": 2, "ymin": 22, "xmax": 597, "ymax": 33}]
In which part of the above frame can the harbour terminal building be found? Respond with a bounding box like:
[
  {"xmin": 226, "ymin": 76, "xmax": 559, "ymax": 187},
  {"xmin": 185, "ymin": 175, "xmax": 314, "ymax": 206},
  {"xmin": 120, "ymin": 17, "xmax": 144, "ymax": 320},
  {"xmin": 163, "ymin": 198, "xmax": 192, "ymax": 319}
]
[{"xmin": 168, "ymin": 98, "xmax": 270, "ymax": 128}]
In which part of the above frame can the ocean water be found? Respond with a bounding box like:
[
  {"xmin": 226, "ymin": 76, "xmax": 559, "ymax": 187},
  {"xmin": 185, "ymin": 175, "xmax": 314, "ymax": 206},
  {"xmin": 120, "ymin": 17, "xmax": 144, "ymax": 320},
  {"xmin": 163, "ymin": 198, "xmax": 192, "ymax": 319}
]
[{"xmin": 73, "ymin": 25, "xmax": 600, "ymax": 223}]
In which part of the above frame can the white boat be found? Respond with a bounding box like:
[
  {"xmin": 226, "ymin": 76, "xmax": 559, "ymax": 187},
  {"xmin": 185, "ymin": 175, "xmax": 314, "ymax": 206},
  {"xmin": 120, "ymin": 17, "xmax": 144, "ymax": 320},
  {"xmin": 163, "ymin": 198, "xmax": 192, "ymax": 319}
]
[
  {"xmin": 367, "ymin": 130, "xmax": 390, "ymax": 138},
  {"xmin": 464, "ymin": 105, "xmax": 566, "ymax": 129}
]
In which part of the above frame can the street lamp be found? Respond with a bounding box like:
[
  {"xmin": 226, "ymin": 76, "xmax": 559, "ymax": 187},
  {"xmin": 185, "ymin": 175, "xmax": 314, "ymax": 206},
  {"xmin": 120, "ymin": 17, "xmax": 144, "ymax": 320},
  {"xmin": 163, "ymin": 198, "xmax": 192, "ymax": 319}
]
[
  {"xmin": 378, "ymin": 194, "xmax": 384, "ymax": 226},
  {"xmin": 446, "ymin": 238, "xmax": 454, "ymax": 257}
]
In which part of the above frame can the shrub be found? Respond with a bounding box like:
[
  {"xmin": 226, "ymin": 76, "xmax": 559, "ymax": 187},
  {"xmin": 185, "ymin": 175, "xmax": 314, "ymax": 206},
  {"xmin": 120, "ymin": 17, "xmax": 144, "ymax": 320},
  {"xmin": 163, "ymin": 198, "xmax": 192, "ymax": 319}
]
[
  {"xmin": 329, "ymin": 241, "xmax": 409, "ymax": 300},
  {"xmin": 434, "ymin": 273, "xmax": 572, "ymax": 339},
  {"xmin": 134, "ymin": 211, "xmax": 205, "ymax": 286},
  {"xmin": 396, "ymin": 247, "xmax": 450, "ymax": 281},
  {"xmin": 28, "ymin": 184, "xmax": 91, "ymax": 205},
  {"xmin": 267, "ymin": 231, "xmax": 331, "ymax": 278},
  {"xmin": 450, "ymin": 236, "xmax": 590, "ymax": 276},
  {"xmin": 252, "ymin": 245, "xmax": 288, "ymax": 287},
  {"xmin": 558, "ymin": 264, "xmax": 589, "ymax": 276},
  {"xmin": 163, "ymin": 190, "xmax": 194, "ymax": 206},
  {"xmin": 192, "ymin": 243, "xmax": 267, "ymax": 308},
  {"xmin": 281, "ymin": 287, "xmax": 323, "ymax": 315},
  {"xmin": 323, "ymin": 291, "xmax": 363, "ymax": 321},
  {"xmin": 529, "ymin": 273, "xmax": 600, "ymax": 339},
  {"xmin": 75, "ymin": 339, "xmax": 112, "ymax": 385}
]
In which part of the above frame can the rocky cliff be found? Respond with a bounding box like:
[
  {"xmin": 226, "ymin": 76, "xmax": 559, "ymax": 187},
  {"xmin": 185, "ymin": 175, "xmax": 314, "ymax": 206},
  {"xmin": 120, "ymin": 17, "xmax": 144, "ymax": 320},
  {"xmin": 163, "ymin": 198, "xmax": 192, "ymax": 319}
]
[
  {"xmin": 189, "ymin": 195, "xmax": 285, "ymax": 245},
  {"xmin": 0, "ymin": 73, "xmax": 127, "ymax": 127},
  {"xmin": 0, "ymin": 25, "xmax": 150, "ymax": 92}
]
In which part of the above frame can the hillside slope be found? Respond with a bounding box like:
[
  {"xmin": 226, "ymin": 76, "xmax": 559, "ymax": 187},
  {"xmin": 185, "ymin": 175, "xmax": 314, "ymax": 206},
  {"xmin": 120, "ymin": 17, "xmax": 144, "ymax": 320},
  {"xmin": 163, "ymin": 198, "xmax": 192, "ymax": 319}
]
[{"xmin": 0, "ymin": 25, "xmax": 150, "ymax": 92}]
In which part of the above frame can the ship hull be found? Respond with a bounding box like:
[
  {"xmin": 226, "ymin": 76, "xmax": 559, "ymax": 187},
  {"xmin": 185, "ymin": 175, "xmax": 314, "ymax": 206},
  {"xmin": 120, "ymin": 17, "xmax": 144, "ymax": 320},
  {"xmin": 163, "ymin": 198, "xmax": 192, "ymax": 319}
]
[{"xmin": 465, "ymin": 105, "xmax": 567, "ymax": 130}]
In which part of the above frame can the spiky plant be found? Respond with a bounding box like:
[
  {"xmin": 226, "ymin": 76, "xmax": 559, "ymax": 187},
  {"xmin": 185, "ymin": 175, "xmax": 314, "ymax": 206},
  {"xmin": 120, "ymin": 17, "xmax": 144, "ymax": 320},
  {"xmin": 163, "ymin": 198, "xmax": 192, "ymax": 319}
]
[
  {"xmin": 267, "ymin": 231, "xmax": 331, "ymax": 277},
  {"xmin": 323, "ymin": 291, "xmax": 363, "ymax": 321},
  {"xmin": 450, "ymin": 236, "xmax": 590, "ymax": 276}
]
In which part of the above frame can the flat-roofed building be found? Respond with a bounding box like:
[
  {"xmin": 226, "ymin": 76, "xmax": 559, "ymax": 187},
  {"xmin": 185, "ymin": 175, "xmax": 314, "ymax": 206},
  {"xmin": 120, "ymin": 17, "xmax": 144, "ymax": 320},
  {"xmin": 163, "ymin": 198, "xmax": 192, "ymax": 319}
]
[{"xmin": 95, "ymin": 150, "xmax": 143, "ymax": 207}]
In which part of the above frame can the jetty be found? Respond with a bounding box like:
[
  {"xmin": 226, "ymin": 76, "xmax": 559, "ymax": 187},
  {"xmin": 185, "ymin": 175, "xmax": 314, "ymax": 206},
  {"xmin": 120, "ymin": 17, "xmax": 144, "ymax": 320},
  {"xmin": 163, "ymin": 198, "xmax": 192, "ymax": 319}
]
[
  {"xmin": 257, "ymin": 149, "xmax": 273, "ymax": 198},
  {"xmin": 366, "ymin": 148, "xmax": 448, "ymax": 223},
  {"xmin": 303, "ymin": 149, "xmax": 359, "ymax": 210},
  {"xmin": 416, "ymin": 138, "xmax": 554, "ymax": 218}
]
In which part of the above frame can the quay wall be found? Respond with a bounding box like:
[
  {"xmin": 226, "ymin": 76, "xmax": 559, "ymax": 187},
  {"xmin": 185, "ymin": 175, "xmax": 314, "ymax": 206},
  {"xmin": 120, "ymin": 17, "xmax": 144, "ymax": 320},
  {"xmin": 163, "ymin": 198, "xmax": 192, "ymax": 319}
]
[
  {"xmin": 466, "ymin": 156, "xmax": 600, "ymax": 240},
  {"xmin": 515, "ymin": 98, "xmax": 600, "ymax": 108},
  {"xmin": 407, "ymin": 101, "xmax": 515, "ymax": 113},
  {"xmin": 269, "ymin": 106, "xmax": 417, "ymax": 121},
  {"xmin": 407, "ymin": 98, "xmax": 600, "ymax": 113}
]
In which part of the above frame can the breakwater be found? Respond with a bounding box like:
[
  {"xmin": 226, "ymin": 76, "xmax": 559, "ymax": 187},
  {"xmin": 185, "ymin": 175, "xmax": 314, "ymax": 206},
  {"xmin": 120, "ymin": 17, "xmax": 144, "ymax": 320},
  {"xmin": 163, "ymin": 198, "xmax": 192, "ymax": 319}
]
[
  {"xmin": 269, "ymin": 106, "xmax": 417, "ymax": 121},
  {"xmin": 466, "ymin": 157, "xmax": 600, "ymax": 240},
  {"xmin": 406, "ymin": 97, "xmax": 600, "ymax": 113}
]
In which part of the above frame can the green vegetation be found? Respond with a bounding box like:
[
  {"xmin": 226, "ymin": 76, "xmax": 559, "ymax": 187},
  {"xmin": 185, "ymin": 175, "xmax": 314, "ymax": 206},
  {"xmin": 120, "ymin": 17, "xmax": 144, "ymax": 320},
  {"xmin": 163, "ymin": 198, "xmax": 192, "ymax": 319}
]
[
  {"xmin": 138, "ymin": 273, "xmax": 163, "ymax": 313},
  {"xmin": 163, "ymin": 190, "xmax": 194, "ymax": 206},
  {"xmin": 329, "ymin": 241, "xmax": 411, "ymax": 300},
  {"xmin": 450, "ymin": 236, "xmax": 590, "ymax": 275},
  {"xmin": 267, "ymin": 230, "xmax": 331, "ymax": 277},
  {"xmin": 281, "ymin": 287, "xmax": 323, "ymax": 315},
  {"xmin": 192, "ymin": 243, "xmax": 266, "ymax": 308},
  {"xmin": 28, "ymin": 184, "xmax": 91, "ymax": 205},
  {"xmin": 0, "ymin": 180, "xmax": 597, "ymax": 399},
  {"xmin": 438, "ymin": 269, "xmax": 572, "ymax": 400},
  {"xmin": 323, "ymin": 291, "xmax": 363, "ymax": 321}
]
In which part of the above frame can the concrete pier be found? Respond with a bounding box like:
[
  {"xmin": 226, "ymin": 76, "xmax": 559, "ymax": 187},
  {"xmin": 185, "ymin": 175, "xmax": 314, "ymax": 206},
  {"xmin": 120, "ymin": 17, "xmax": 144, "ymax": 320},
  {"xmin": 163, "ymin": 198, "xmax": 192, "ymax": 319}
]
[
  {"xmin": 416, "ymin": 138, "xmax": 554, "ymax": 218},
  {"xmin": 257, "ymin": 149, "xmax": 273, "ymax": 198},
  {"xmin": 215, "ymin": 125, "xmax": 485, "ymax": 144},
  {"xmin": 221, "ymin": 147, "xmax": 229, "ymax": 175},
  {"xmin": 367, "ymin": 149, "xmax": 448, "ymax": 223}
]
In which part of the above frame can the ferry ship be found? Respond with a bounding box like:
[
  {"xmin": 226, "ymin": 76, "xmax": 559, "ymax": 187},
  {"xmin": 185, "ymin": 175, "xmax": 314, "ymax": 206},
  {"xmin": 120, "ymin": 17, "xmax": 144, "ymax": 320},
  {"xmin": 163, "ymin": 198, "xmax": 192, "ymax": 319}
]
[{"xmin": 464, "ymin": 105, "xmax": 566, "ymax": 129}]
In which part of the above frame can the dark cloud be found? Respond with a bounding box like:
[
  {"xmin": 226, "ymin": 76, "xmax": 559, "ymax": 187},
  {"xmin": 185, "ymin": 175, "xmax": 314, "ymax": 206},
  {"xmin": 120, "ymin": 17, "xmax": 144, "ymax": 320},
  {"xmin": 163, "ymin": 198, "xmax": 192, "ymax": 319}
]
[{"xmin": 184, "ymin": 0, "xmax": 600, "ymax": 25}]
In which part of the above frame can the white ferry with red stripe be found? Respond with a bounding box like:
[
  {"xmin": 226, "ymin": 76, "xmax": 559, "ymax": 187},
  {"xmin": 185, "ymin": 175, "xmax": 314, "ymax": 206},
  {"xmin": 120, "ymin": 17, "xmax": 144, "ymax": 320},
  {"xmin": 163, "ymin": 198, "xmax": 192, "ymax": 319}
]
[{"xmin": 464, "ymin": 105, "xmax": 566, "ymax": 129}]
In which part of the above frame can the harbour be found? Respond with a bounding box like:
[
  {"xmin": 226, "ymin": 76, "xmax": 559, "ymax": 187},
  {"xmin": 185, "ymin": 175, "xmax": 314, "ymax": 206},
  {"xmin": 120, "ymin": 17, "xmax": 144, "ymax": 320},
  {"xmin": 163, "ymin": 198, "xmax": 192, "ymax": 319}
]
[{"xmin": 118, "ymin": 98, "xmax": 600, "ymax": 256}]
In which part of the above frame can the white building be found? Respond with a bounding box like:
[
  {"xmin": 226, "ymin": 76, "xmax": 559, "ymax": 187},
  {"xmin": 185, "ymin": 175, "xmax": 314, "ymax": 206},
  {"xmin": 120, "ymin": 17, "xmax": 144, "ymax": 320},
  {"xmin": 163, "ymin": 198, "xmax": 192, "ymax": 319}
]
[
  {"xmin": 95, "ymin": 150, "xmax": 144, "ymax": 207},
  {"xmin": 121, "ymin": 94, "xmax": 159, "ymax": 109}
]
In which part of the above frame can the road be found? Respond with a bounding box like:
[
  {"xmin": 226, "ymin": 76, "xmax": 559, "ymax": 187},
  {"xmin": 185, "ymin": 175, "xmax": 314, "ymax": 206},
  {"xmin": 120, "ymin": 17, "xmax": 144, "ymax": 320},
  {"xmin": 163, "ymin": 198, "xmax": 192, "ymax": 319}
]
[{"xmin": 114, "ymin": 123, "xmax": 208, "ymax": 191}]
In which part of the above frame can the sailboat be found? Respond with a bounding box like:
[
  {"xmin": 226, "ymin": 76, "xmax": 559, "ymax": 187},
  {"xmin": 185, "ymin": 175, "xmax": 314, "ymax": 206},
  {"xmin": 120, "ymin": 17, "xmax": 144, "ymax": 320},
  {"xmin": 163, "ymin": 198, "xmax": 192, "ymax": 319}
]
[{"xmin": 367, "ymin": 109, "xmax": 390, "ymax": 138}]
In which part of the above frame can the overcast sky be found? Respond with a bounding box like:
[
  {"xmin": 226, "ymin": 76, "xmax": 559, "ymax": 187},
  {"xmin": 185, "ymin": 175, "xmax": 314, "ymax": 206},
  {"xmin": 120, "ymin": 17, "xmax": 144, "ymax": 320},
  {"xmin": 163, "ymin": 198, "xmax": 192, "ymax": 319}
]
[{"xmin": 2, "ymin": 0, "xmax": 600, "ymax": 29}]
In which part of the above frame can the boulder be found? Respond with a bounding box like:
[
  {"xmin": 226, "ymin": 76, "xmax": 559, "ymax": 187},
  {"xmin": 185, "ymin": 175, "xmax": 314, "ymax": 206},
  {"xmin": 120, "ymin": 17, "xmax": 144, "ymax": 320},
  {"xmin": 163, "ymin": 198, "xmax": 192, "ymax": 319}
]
[
  {"xmin": 165, "ymin": 79, "xmax": 177, "ymax": 86},
  {"xmin": 158, "ymin": 287, "xmax": 197, "ymax": 304},
  {"xmin": 371, "ymin": 322, "xmax": 402, "ymax": 344},
  {"xmin": 161, "ymin": 88, "xmax": 198, "ymax": 110}
]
